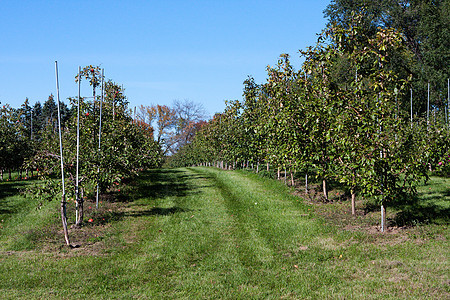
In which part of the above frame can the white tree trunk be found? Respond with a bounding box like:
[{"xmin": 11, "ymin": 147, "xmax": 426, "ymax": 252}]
[{"xmin": 381, "ymin": 204, "xmax": 386, "ymax": 232}]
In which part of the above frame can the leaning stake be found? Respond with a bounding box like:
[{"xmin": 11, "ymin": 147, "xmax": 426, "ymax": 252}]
[{"xmin": 55, "ymin": 61, "xmax": 70, "ymax": 246}]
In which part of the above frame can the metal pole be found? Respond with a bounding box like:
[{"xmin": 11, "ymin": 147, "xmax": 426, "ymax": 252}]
[
  {"xmin": 376, "ymin": 82, "xmax": 385, "ymax": 232},
  {"xmin": 305, "ymin": 173, "xmax": 308, "ymax": 194},
  {"xmin": 380, "ymin": 144, "xmax": 385, "ymax": 233},
  {"xmin": 76, "ymin": 66, "xmax": 81, "ymax": 223},
  {"xmin": 55, "ymin": 61, "xmax": 70, "ymax": 246},
  {"xmin": 30, "ymin": 108, "xmax": 33, "ymax": 140},
  {"xmin": 445, "ymin": 106, "xmax": 448, "ymax": 126},
  {"xmin": 410, "ymin": 88, "xmax": 413, "ymax": 126},
  {"xmin": 55, "ymin": 62, "xmax": 65, "ymax": 198},
  {"xmin": 112, "ymin": 92, "xmax": 115, "ymax": 121},
  {"xmin": 395, "ymin": 94, "xmax": 398, "ymax": 119},
  {"xmin": 427, "ymin": 82, "xmax": 430, "ymax": 130},
  {"xmin": 96, "ymin": 69, "xmax": 104, "ymax": 208}
]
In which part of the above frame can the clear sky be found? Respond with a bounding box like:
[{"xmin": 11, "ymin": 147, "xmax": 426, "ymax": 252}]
[{"xmin": 0, "ymin": 0, "xmax": 330, "ymax": 117}]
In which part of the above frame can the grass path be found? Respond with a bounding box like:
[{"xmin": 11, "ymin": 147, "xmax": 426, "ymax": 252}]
[{"xmin": 0, "ymin": 167, "xmax": 448, "ymax": 299}]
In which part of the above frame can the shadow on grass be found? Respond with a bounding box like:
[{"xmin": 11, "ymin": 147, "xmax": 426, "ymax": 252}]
[
  {"xmin": 394, "ymin": 204, "xmax": 449, "ymax": 226},
  {"xmin": 364, "ymin": 191, "xmax": 449, "ymax": 227},
  {"xmin": 134, "ymin": 169, "xmax": 202, "ymax": 200},
  {"xmin": 88, "ymin": 206, "xmax": 191, "ymax": 225},
  {"xmin": 106, "ymin": 169, "xmax": 200, "ymax": 203},
  {"xmin": 0, "ymin": 181, "xmax": 30, "ymax": 215},
  {"xmin": 0, "ymin": 181, "xmax": 25, "ymax": 198},
  {"xmin": 105, "ymin": 169, "xmax": 201, "ymax": 221},
  {"xmin": 125, "ymin": 206, "xmax": 191, "ymax": 217}
]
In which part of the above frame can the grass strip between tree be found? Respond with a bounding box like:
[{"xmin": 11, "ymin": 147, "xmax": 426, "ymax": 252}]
[{"xmin": 0, "ymin": 167, "xmax": 448, "ymax": 299}]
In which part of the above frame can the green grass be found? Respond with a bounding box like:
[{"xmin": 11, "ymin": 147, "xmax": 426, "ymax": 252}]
[{"xmin": 0, "ymin": 168, "xmax": 448, "ymax": 299}]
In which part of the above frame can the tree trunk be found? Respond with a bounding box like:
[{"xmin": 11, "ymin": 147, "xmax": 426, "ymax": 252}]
[
  {"xmin": 284, "ymin": 169, "xmax": 287, "ymax": 184},
  {"xmin": 76, "ymin": 200, "xmax": 84, "ymax": 227},
  {"xmin": 351, "ymin": 190, "xmax": 356, "ymax": 215},
  {"xmin": 322, "ymin": 179, "xmax": 328, "ymax": 200},
  {"xmin": 8, "ymin": 169, "xmax": 11, "ymax": 180},
  {"xmin": 277, "ymin": 167, "xmax": 280, "ymax": 180},
  {"xmin": 76, "ymin": 188, "xmax": 84, "ymax": 227},
  {"xmin": 61, "ymin": 194, "xmax": 71, "ymax": 246},
  {"xmin": 267, "ymin": 162, "xmax": 269, "ymax": 172},
  {"xmin": 290, "ymin": 171, "xmax": 295, "ymax": 186},
  {"xmin": 1, "ymin": 169, "xmax": 3, "ymax": 181},
  {"xmin": 256, "ymin": 161, "xmax": 259, "ymax": 173}
]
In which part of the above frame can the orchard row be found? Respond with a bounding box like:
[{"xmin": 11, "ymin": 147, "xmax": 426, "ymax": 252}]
[{"xmin": 168, "ymin": 19, "xmax": 450, "ymax": 230}]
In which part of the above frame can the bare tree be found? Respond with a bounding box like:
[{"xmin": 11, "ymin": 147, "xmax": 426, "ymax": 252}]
[
  {"xmin": 171, "ymin": 99, "xmax": 207, "ymax": 153},
  {"xmin": 138, "ymin": 100, "xmax": 207, "ymax": 155}
]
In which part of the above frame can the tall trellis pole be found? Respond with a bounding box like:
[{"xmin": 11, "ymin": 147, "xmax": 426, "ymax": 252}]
[
  {"xmin": 410, "ymin": 88, "xmax": 413, "ymax": 126},
  {"xmin": 30, "ymin": 108, "xmax": 33, "ymax": 140},
  {"xmin": 96, "ymin": 69, "xmax": 104, "ymax": 208},
  {"xmin": 55, "ymin": 61, "xmax": 70, "ymax": 246},
  {"xmin": 75, "ymin": 66, "xmax": 81, "ymax": 224},
  {"xmin": 447, "ymin": 78, "xmax": 450, "ymax": 127},
  {"xmin": 427, "ymin": 82, "xmax": 430, "ymax": 130},
  {"xmin": 376, "ymin": 59, "xmax": 386, "ymax": 232}
]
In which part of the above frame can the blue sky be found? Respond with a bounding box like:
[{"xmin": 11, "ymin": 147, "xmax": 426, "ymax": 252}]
[{"xmin": 0, "ymin": 0, "xmax": 330, "ymax": 117}]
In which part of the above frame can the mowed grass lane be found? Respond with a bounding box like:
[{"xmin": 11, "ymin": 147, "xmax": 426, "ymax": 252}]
[{"xmin": 0, "ymin": 167, "xmax": 448, "ymax": 299}]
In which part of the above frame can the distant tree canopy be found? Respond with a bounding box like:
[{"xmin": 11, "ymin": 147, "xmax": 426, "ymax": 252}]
[
  {"xmin": 137, "ymin": 100, "xmax": 208, "ymax": 155},
  {"xmin": 324, "ymin": 0, "xmax": 450, "ymax": 115}
]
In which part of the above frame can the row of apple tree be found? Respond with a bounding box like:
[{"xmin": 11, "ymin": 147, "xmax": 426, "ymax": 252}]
[
  {"xmin": 1, "ymin": 68, "xmax": 163, "ymax": 209},
  {"xmin": 169, "ymin": 19, "xmax": 450, "ymax": 216}
]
